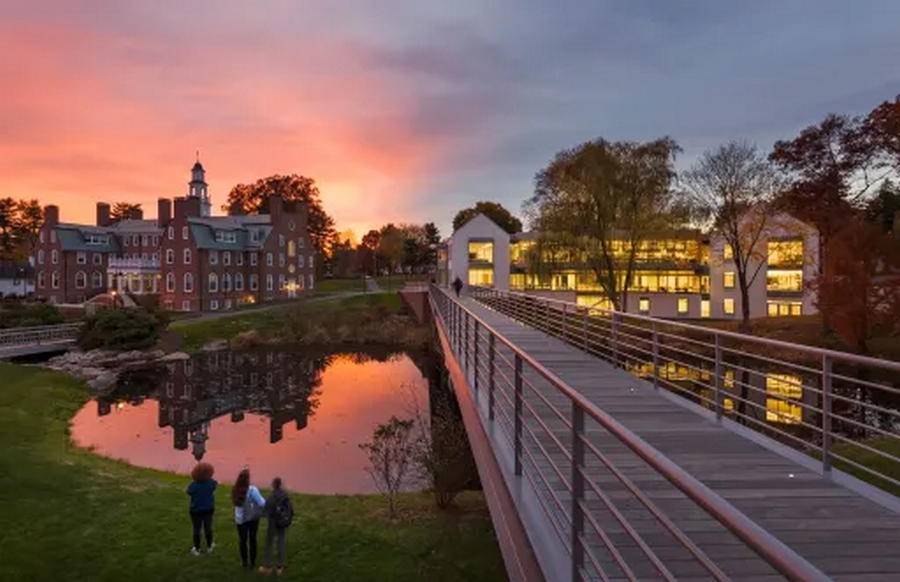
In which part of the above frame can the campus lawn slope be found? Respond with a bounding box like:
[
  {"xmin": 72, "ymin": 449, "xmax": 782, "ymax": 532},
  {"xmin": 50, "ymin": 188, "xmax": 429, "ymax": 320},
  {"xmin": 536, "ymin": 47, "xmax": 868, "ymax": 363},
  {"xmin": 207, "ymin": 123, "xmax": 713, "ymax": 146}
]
[{"xmin": 0, "ymin": 364, "xmax": 507, "ymax": 582}]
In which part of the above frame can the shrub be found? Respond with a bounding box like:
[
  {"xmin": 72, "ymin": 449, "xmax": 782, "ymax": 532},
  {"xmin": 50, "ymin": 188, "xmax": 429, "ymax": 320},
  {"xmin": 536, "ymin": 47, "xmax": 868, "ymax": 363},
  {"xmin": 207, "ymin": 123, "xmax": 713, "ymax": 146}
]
[
  {"xmin": 0, "ymin": 302, "xmax": 65, "ymax": 329},
  {"xmin": 77, "ymin": 308, "xmax": 166, "ymax": 351}
]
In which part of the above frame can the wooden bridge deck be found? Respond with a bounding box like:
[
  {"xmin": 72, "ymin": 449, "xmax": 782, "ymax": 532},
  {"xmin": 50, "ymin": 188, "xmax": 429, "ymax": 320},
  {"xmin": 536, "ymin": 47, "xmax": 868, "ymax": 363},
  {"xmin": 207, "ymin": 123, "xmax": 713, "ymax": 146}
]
[{"xmin": 451, "ymin": 296, "xmax": 900, "ymax": 581}]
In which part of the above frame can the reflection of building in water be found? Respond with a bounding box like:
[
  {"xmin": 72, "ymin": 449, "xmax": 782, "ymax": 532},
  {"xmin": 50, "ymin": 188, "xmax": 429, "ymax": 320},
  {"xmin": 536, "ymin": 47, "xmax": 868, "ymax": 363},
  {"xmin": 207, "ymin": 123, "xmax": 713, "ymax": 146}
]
[
  {"xmin": 98, "ymin": 350, "xmax": 326, "ymax": 460},
  {"xmin": 627, "ymin": 361, "xmax": 806, "ymax": 425}
]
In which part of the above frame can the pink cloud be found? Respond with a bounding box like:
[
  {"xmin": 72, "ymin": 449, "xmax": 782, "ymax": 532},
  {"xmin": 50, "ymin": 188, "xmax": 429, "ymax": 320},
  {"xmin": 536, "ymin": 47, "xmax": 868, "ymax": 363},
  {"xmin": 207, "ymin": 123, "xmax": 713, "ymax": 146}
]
[{"xmin": 0, "ymin": 17, "xmax": 452, "ymax": 231}]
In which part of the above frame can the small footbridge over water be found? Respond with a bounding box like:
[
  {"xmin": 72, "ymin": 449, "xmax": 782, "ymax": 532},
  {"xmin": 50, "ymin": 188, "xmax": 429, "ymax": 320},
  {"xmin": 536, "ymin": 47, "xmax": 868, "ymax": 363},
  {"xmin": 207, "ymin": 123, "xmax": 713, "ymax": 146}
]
[
  {"xmin": 420, "ymin": 285, "xmax": 900, "ymax": 582},
  {"xmin": 0, "ymin": 323, "xmax": 82, "ymax": 359}
]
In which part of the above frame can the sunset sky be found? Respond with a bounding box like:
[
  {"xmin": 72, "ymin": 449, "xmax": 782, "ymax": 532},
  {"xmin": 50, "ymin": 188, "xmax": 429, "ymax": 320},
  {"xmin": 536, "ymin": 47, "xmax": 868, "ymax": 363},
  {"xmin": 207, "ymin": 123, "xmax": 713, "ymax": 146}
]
[{"xmin": 2, "ymin": 1, "xmax": 899, "ymax": 237}]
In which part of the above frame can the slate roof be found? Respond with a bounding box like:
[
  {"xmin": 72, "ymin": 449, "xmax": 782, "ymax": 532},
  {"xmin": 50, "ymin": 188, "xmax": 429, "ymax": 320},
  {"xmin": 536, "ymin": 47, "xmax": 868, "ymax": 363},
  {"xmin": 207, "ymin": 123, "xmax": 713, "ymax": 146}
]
[
  {"xmin": 0, "ymin": 260, "xmax": 33, "ymax": 279},
  {"xmin": 187, "ymin": 216, "xmax": 273, "ymax": 250},
  {"xmin": 56, "ymin": 226, "xmax": 121, "ymax": 253}
]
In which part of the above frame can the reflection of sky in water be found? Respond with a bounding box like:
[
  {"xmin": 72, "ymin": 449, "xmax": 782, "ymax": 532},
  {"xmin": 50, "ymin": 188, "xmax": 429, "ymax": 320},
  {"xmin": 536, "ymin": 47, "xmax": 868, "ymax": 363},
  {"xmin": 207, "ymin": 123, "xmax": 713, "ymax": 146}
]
[{"xmin": 70, "ymin": 352, "xmax": 428, "ymax": 494}]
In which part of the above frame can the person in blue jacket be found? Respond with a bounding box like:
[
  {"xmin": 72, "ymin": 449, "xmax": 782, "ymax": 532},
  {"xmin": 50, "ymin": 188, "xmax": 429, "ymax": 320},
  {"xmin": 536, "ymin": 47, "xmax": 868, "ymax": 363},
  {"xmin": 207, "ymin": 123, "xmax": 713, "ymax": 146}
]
[
  {"xmin": 186, "ymin": 462, "xmax": 217, "ymax": 556},
  {"xmin": 232, "ymin": 468, "xmax": 266, "ymax": 568}
]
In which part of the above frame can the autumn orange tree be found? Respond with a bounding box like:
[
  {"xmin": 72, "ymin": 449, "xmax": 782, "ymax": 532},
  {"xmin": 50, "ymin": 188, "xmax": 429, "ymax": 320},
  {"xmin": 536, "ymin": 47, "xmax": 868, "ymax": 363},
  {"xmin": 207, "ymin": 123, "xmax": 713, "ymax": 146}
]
[{"xmin": 809, "ymin": 215, "xmax": 900, "ymax": 354}]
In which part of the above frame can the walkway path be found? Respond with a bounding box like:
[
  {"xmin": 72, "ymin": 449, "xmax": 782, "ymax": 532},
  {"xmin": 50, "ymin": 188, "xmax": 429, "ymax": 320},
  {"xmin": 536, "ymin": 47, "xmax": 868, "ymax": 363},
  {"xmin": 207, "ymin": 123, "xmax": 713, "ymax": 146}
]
[{"xmin": 452, "ymin": 294, "xmax": 900, "ymax": 581}]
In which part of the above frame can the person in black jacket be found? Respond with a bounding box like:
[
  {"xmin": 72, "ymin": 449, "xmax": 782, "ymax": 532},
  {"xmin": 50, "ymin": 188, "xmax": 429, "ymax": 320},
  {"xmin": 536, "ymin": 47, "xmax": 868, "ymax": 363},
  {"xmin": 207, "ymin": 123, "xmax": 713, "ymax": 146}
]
[
  {"xmin": 452, "ymin": 276, "xmax": 463, "ymax": 297},
  {"xmin": 258, "ymin": 477, "xmax": 293, "ymax": 576}
]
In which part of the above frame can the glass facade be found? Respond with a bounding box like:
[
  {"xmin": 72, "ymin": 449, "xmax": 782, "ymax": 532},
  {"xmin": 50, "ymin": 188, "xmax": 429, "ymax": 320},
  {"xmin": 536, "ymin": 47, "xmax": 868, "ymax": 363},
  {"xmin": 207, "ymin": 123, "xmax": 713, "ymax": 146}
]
[
  {"xmin": 468, "ymin": 241, "xmax": 494, "ymax": 263},
  {"xmin": 766, "ymin": 269, "xmax": 803, "ymax": 293},
  {"xmin": 768, "ymin": 240, "xmax": 804, "ymax": 267},
  {"xmin": 767, "ymin": 301, "xmax": 802, "ymax": 317},
  {"xmin": 468, "ymin": 267, "xmax": 494, "ymax": 287}
]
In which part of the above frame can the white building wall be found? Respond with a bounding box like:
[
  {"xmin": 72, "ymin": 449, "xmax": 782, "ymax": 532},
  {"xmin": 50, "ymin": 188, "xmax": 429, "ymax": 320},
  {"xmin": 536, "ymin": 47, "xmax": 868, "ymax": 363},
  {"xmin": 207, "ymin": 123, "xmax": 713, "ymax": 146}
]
[
  {"xmin": 708, "ymin": 213, "xmax": 819, "ymax": 320},
  {"xmin": 448, "ymin": 214, "xmax": 510, "ymax": 292},
  {"xmin": 0, "ymin": 278, "xmax": 34, "ymax": 297}
]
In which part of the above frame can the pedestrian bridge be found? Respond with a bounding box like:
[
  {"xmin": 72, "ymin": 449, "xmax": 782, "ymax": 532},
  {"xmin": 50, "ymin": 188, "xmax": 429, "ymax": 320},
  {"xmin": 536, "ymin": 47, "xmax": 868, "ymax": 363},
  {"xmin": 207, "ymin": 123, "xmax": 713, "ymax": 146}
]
[
  {"xmin": 0, "ymin": 323, "xmax": 81, "ymax": 359},
  {"xmin": 426, "ymin": 285, "xmax": 900, "ymax": 582}
]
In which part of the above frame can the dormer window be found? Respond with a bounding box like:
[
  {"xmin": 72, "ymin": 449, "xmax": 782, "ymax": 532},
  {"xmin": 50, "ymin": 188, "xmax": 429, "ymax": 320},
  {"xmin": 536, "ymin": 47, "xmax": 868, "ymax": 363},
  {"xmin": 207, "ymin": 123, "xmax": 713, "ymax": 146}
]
[
  {"xmin": 250, "ymin": 230, "xmax": 261, "ymax": 244},
  {"xmin": 215, "ymin": 231, "xmax": 237, "ymax": 244},
  {"xmin": 85, "ymin": 234, "xmax": 109, "ymax": 245}
]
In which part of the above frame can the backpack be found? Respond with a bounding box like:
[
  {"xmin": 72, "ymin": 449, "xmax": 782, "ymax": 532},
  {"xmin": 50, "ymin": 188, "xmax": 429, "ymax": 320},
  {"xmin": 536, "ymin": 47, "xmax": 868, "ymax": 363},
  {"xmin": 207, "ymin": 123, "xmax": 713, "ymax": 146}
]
[
  {"xmin": 273, "ymin": 492, "xmax": 293, "ymax": 528},
  {"xmin": 242, "ymin": 489, "xmax": 264, "ymax": 523}
]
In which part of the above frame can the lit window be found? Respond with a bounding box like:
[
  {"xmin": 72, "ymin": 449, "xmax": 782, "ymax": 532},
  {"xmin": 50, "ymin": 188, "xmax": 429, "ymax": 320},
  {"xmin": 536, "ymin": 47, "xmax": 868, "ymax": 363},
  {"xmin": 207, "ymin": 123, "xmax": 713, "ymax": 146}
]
[
  {"xmin": 468, "ymin": 241, "xmax": 494, "ymax": 263},
  {"xmin": 724, "ymin": 298, "xmax": 735, "ymax": 315},
  {"xmin": 287, "ymin": 240, "xmax": 296, "ymax": 258},
  {"xmin": 724, "ymin": 272, "xmax": 735, "ymax": 289},
  {"xmin": 677, "ymin": 297, "xmax": 688, "ymax": 315},
  {"xmin": 723, "ymin": 243, "xmax": 734, "ymax": 260},
  {"xmin": 766, "ymin": 374, "xmax": 803, "ymax": 424},
  {"xmin": 700, "ymin": 299, "xmax": 710, "ymax": 318},
  {"xmin": 639, "ymin": 298, "xmax": 650, "ymax": 313},
  {"xmin": 768, "ymin": 240, "xmax": 803, "ymax": 267}
]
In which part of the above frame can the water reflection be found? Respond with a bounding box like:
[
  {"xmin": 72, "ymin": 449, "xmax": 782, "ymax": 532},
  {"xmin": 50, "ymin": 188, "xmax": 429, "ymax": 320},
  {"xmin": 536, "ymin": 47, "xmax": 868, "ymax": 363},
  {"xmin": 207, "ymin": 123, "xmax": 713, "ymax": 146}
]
[{"xmin": 72, "ymin": 348, "xmax": 429, "ymax": 494}]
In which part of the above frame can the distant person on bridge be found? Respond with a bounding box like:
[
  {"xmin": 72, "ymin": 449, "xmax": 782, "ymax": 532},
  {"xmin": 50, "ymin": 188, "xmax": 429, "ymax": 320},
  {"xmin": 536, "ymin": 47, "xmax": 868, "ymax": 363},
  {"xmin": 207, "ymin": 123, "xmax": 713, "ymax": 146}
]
[{"xmin": 452, "ymin": 276, "xmax": 463, "ymax": 297}]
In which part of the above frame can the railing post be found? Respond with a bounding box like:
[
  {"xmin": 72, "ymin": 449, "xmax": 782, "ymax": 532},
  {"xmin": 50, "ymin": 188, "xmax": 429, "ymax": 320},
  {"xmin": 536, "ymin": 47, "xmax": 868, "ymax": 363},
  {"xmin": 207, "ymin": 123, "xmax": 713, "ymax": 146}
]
[
  {"xmin": 473, "ymin": 320, "xmax": 480, "ymax": 395},
  {"xmin": 714, "ymin": 334, "xmax": 723, "ymax": 421},
  {"xmin": 571, "ymin": 401, "xmax": 585, "ymax": 582},
  {"xmin": 822, "ymin": 354, "xmax": 833, "ymax": 473},
  {"xmin": 514, "ymin": 354, "xmax": 523, "ymax": 476},
  {"xmin": 488, "ymin": 333, "xmax": 495, "ymax": 421},
  {"xmin": 612, "ymin": 312, "xmax": 619, "ymax": 368},
  {"xmin": 582, "ymin": 307, "xmax": 588, "ymax": 352},
  {"xmin": 652, "ymin": 321, "xmax": 660, "ymax": 391},
  {"xmin": 464, "ymin": 310, "xmax": 470, "ymax": 373}
]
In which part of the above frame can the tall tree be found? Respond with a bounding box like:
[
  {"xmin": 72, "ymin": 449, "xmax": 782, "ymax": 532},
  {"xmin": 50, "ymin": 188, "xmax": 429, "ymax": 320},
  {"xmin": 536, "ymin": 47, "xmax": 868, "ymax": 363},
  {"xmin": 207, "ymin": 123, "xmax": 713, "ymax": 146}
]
[
  {"xmin": 110, "ymin": 202, "xmax": 143, "ymax": 221},
  {"xmin": 527, "ymin": 137, "xmax": 683, "ymax": 311},
  {"xmin": 452, "ymin": 201, "xmax": 523, "ymax": 235},
  {"xmin": 224, "ymin": 174, "xmax": 337, "ymax": 255},
  {"xmin": 422, "ymin": 222, "xmax": 441, "ymax": 267},
  {"xmin": 867, "ymin": 179, "xmax": 900, "ymax": 234},
  {"xmin": 808, "ymin": 214, "xmax": 900, "ymax": 354},
  {"xmin": 683, "ymin": 141, "xmax": 782, "ymax": 330},
  {"xmin": 14, "ymin": 199, "xmax": 43, "ymax": 254},
  {"xmin": 357, "ymin": 229, "xmax": 382, "ymax": 275},
  {"xmin": 770, "ymin": 113, "xmax": 880, "ymax": 332},
  {"xmin": 0, "ymin": 198, "xmax": 17, "ymax": 258},
  {"xmin": 862, "ymin": 94, "xmax": 900, "ymax": 170},
  {"xmin": 378, "ymin": 224, "xmax": 405, "ymax": 273}
]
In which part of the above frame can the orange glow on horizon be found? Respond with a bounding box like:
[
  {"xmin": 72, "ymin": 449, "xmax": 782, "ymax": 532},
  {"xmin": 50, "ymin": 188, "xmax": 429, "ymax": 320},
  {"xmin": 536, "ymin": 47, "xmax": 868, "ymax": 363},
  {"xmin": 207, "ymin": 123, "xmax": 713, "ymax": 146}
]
[{"xmin": 0, "ymin": 21, "xmax": 447, "ymax": 234}]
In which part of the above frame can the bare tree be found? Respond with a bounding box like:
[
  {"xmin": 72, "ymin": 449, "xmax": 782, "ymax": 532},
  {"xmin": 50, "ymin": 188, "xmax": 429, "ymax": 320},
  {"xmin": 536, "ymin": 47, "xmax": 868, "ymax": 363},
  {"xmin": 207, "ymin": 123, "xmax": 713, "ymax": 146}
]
[
  {"xmin": 683, "ymin": 141, "xmax": 781, "ymax": 331},
  {"xmin": 359, "ymin": 416, "xmax": 418, "ymax": 518}
]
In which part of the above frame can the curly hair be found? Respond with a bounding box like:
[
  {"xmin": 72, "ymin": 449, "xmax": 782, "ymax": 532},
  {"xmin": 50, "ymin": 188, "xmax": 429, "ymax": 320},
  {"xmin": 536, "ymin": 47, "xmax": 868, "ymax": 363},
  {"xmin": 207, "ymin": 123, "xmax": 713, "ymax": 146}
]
[{"xmin": 191, "ymin": 462, "xmax": 215, "ymax": 482}]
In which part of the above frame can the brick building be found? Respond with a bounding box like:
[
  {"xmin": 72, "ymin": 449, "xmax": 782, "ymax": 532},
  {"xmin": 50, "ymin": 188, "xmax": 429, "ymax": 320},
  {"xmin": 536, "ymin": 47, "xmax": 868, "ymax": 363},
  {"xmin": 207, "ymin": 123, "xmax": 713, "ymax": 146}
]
[{"xmin": 32, "ymin": 159, "xmax": 314, "ymax": 310}]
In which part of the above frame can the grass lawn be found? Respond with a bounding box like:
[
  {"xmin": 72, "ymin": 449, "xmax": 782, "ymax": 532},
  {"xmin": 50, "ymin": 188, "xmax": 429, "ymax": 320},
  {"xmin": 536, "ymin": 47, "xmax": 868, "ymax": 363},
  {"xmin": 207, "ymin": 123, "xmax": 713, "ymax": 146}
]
[
  {"xmin": 830, "ymin": 437, "xmax": 900, "ymax": 498},
  {"xmin": 0, "ymin": 364, "xmax": 507, "ymax": 582},
  {"xmin": 314, "ymin": 278, "xmax": 369, "ymax": 296},
  {"xmin": 172, "ymin": 293, "xmax": 405, "ymax": 352}
]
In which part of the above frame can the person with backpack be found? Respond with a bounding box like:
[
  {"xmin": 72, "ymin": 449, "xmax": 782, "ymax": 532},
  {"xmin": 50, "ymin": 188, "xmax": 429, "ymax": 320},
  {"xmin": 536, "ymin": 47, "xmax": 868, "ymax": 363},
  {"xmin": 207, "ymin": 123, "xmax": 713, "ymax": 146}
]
[
  {"xmin": 186, "ymin": 462, "xmax": 217, "ymax": 556},
  {"xmin": 232, "ymin": 468, "xmax": 266, "ymax": 569},
  {"xmin": 258, "ymin": 477, "xmax": 293, "ymax": 576}
]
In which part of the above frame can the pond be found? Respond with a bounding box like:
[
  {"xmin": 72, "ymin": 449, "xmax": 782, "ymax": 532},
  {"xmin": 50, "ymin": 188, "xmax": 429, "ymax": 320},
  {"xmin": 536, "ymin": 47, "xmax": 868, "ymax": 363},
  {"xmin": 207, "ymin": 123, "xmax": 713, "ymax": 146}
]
[{"xmin": 70, "ymin": 348, "xmax": 431, "ymax": 494}]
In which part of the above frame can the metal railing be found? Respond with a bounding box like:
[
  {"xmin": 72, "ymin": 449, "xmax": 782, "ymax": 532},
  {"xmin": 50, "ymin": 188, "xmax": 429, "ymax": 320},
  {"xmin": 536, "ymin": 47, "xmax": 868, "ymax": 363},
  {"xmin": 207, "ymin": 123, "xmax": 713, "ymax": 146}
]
[
  {"xmin": 470, "ymin": 286, "xmax": 900, "ymax": 494},
  {"xmin": 0, "ymin": 323, "xmax": 82, "ymax": 351},
  {"xmin": 429, "ymin": 285, "xmax": 830, "ymax": 582}
]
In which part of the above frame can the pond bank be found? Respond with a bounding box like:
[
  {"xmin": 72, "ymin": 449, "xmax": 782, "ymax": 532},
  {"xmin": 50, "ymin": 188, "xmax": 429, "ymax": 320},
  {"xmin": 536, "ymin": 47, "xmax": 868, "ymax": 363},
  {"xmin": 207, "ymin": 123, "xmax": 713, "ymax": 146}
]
[
  {"xmin": 174, "ymin": 293, "xmax": 431, "ymax": 353},
  {"xmin": 0, "ymin": 364, "xmax": 508, "ymax": 582}
]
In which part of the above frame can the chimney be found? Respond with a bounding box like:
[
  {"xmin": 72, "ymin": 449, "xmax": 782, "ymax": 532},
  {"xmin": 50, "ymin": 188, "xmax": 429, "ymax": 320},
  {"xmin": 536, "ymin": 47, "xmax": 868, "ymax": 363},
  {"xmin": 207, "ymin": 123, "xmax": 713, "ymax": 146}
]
[
  {"xmin": 157, "ymin": 198, "xmax": 172, "ymax": 226},
  {"xmin": 174, "ymin": 196, "xmax": 201, "ymax": 220},
  {"xmin": 44, "ymin": 205, "xmax": 60, "ymax": 226},
  {"xmin": 267, "ymin": 194, "xmax": 283, "ymax": 224},
  {"xmin": 228, "ymin": 200, "xmax": 245, "ymax": 216},
  {"xmin": 131, "ymin": 207, "xmax": 144, "ymax": 221},
  {"xmin": 96, "ymin": 202, "xmax": 111, "ymax": 227}
]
